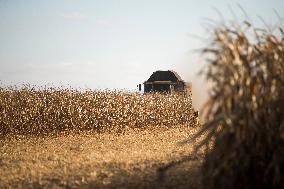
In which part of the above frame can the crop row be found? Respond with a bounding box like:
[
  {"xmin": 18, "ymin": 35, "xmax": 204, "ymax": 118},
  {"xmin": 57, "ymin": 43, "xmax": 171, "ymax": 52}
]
[{"xmin": 0, "ymin": 86, "xmax": 196, "ymax": 136}]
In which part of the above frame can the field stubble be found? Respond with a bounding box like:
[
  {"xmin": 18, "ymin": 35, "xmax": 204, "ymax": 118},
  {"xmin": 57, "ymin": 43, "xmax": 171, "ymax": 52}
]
[{"xmin": 0, "ymin": 126, "xmax": 202, "ymax": 189}]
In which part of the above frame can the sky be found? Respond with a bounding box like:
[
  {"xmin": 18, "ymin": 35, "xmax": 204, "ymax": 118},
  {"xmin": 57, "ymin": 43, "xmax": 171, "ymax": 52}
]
[{"xmin": 0, "ymin": 0, "xmax": 283, "ymax": 110}]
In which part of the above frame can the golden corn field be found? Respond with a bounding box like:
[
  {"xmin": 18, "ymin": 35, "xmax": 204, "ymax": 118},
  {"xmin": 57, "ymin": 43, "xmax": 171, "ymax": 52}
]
[
  {"xmin": 1, "ymin": 16, "xmax": 283, "ymax": 189},
  {"xmin": 0, "ymin": 86, "xmax": 196, "ymax": 136},
  {"xmin": 0, "ymin": 86, "xmax": 201, "ymax": 189}
]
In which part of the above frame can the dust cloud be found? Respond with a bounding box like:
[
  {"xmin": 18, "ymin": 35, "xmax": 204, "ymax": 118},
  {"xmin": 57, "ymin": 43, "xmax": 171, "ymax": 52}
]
[
  {"xmin": 177, "ymin": 58, "xmax": 209, "ymax": 112},
  {"xmin": 191, "ymin": 79, "xmax": 208, "ymax": 111}
]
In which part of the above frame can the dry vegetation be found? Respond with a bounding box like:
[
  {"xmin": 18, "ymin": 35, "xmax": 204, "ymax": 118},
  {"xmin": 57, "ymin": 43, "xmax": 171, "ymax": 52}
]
[
  {"xmin": 0, "ymin": 87, "xmax": 200, "ymax": 188},
  {"xmin": 191, "ymin": 20, "xmax": 284, "ymax": 188},
  {"xmin": 0, "ymin": 87, "xmax": 196, "ymax": 136},
  {"xmin": 2, "ymin": 14, "xmax": 283, "ymax": 189},
  {"xmin": 0, "ymin": 126, "xmax": 202, "ymax": 189}
]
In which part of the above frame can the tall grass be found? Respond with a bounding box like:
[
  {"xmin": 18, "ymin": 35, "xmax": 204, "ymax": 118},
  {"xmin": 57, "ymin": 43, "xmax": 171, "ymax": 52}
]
[
  {"xmin": 194, "ymin": 20, "xmax": 284, "ymax": 188},
  {"xmin": 0, "ymin": 86, "xmax": 196, "ymax": 136}
]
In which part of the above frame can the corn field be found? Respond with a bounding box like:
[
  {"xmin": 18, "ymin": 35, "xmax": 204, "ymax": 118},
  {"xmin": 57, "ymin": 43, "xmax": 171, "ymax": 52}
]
[
  {"xmin": 0, "ymin": 86, "xmax": 196, "ymax": 136},
  {"xmin": 193, "ymin": 20, "xmax": 284, "ymax": 189}
]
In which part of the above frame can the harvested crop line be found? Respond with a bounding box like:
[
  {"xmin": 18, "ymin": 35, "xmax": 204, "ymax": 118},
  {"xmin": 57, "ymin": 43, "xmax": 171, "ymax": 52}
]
[{"xmin": 0, "ymin": 87, "xmax": 197, "ymax": 136}]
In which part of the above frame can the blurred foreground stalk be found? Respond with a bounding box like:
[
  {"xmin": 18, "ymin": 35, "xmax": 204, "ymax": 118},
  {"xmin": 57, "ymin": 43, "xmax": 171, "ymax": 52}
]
[{"xmin": 196, "ymin": 20, "xmax": 284, "ymax": 188}]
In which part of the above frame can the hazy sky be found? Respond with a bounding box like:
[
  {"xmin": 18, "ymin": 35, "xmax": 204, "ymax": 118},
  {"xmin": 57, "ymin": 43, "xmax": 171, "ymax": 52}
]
[{"xmin": 0, "ymin": 0, "xmax": 283, "ymax": 109}]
